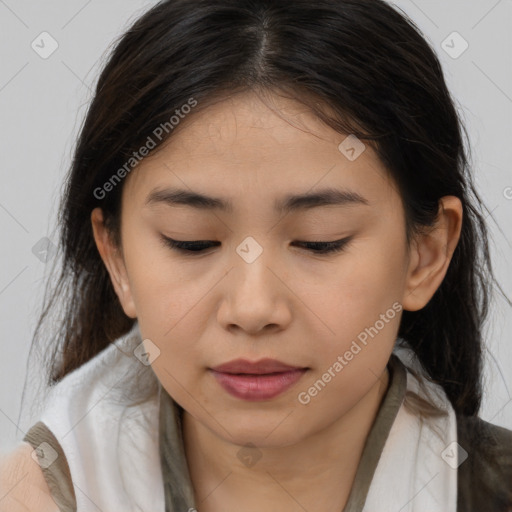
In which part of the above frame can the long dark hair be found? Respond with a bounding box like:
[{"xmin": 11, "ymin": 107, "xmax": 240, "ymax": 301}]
[{"xmin": 26, "ymin": 0, "xmax": 510, "ymax": 418}]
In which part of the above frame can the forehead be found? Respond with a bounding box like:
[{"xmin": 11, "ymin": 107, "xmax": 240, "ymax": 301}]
[{"xmin": 122, "ymin": 90, "xmax": 398, "ymax": 211}]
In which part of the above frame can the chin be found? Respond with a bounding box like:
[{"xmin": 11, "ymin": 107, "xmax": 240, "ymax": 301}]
[{"xmin": 213, "ymin": 412, "xmax": 306, "ymax": 448}]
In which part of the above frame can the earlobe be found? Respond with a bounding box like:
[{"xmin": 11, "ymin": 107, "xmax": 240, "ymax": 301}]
[
  {"xmin": 402, "ymin": 196, "xmax": 463, "ymax": 312},
  {"xmin": 90, "ymin": 208, "xmax": 137, "ymax": 318}
]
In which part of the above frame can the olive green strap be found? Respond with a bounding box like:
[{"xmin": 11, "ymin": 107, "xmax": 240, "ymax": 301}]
[{"xmin": 23, "ymin": 421, "xmax": 77, "ymax": 512}]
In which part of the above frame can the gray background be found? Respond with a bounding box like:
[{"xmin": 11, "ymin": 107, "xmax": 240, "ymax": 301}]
[{"xmin": 0, "ymin": 0, "xmax": 511, "ymax": 456}]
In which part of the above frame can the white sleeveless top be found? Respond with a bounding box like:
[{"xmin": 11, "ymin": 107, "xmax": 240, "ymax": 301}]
[{"xmin": 33, "ymin": 320, "xmax": 459, "ymax": 512}]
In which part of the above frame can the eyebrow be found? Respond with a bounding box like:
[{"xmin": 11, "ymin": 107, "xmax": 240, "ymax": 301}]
[{"xmin": 144, "ymin": 186, "xmax": 369, "ymax": 214}]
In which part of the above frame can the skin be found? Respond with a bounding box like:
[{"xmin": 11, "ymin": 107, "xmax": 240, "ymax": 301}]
[
  {"xmin": 0, "ymin": 442, "xmax": 60, "ymax": 512},
  {"xmin": 90, "ymin": 89, "xmax": 463, "ymax": 512}
]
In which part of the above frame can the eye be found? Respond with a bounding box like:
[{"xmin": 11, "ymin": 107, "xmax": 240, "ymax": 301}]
[
  {"xmin": 160, "ymin": 236, "xmax": 220, "ymax": 253},
  {"xmin": 291, "ymin": 237, "xmax": 353, "ymax": 254},
  {"xmin": 160, "ymin": 235, "xmax": 352, "ymax": 255}
]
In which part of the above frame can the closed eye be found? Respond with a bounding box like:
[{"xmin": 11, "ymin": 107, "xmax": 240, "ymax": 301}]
[{"xmin": 159, "ymin": 236, "xmax": 353, "ymax": 255}]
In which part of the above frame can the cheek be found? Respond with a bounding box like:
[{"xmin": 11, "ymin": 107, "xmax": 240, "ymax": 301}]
[
  {"xmin": 140, "ymin": 322, "xmax": 205, "ymax": 411},
  {"xmin": 122, "ymin": 228, "xmax": 200, "ymax": 324},
  {"xmin": 309, "ymin": 241, "xmax": 406, "ymax": 361}
]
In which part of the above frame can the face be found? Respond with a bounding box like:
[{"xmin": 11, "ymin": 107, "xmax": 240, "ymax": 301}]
[{"xmin": 91, "ymin": 90, "xmax": 455, "ymax": 448}]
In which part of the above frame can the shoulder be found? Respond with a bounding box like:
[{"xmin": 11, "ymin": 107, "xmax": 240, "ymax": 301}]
[
  {"xmin": 0, "ymin": 442, "xmax": 60, "ymax": 512},
  {"xmin": 456, "ymin": 415, "xmax": 512, "ymax": 511}
]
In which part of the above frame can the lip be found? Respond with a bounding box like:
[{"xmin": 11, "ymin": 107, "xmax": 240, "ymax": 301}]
[
  {"xmin": 209, "ymin": 358, "xmax": 308, "ymax": 401},
  {"xmin": 211, "ymin": 358, "xmax": 304, "ymax": 374}
]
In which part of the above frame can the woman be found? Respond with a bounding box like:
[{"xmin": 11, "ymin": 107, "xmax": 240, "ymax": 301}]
[{"xmin": 1, "ymin": 0, "xmax": 511, "ymax": 511}]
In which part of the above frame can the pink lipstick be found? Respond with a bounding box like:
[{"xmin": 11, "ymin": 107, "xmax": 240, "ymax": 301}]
[{"xmin": 209, "ymin": 358, "xmax": 308, "ymax": 401}]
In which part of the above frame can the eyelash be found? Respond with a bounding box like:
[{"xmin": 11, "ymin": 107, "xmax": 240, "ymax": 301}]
[{"xmin": 159, "ymin": 236, "xmax": 352, "ymax": 255}]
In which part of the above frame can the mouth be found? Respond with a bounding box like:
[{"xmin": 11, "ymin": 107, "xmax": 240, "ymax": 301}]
[
  {"xmin": 209, "ymin": 358, "xmax": 309, "ymax": 401},
  {"xmin": 211, "ymin": 357, "xmax": 306, "ymax": 374}
]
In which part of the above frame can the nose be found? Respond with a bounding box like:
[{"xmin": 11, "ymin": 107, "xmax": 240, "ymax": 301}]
[{"xmin": 216, "ymin": 244, "xmax": 292, "ymax": 336}]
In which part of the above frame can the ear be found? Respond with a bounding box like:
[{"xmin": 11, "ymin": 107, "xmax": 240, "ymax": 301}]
[
  {"xmin": 402, "ymin": 196, "xmax": 463, "ymax": 312},
  {"xmin": 90, "ymin": 207, "xmax": 137, "ymax": 318}
]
